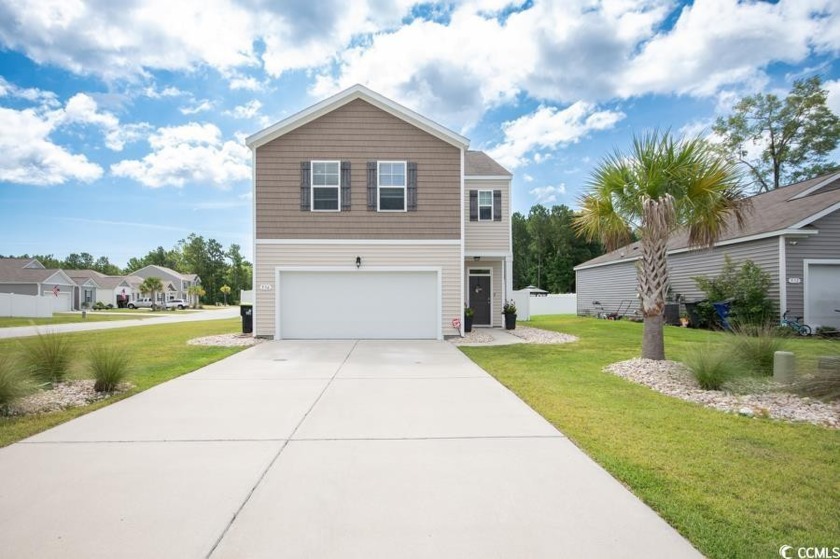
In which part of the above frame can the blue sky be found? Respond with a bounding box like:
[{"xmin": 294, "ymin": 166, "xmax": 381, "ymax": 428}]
[{"xmin": 1, "ymin": 0, "xmax": 839, "ymax": 267}]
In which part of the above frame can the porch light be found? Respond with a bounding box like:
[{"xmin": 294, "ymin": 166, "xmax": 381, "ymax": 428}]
[{"xmin": 356, "ymin": 256, "xmax": 361, "ymax": 268}]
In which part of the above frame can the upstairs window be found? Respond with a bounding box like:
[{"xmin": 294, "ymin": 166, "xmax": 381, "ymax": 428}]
[
  {"xmin": 478, "ymin": 190, "xmax": 493, "ymax": 221},
  {"xmin": 311, "ymin": 161, "xmax": 340, "ymax": 211},
  {"xmin": 378, "ymin": 161, "xmax": 406, "ymax": 211}
]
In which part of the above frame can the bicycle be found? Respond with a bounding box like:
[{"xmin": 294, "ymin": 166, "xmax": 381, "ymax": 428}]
[{"xmin": 781, "ymin": 310, "xmax": 812, "ymax": 336}]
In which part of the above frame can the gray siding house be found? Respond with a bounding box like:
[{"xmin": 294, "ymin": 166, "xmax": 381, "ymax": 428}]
[{"xmin": 574, "ymin": 172, "xmax": 840, "ymax": 330}]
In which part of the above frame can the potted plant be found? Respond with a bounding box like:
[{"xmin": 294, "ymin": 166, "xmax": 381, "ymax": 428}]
[
  {"xmin": 502, "ymin": 299, "xmax": 517, "ymax": 330},
  {"xmin": 464, "ymin": 305, "xmax": 474, "ymax": 333}
]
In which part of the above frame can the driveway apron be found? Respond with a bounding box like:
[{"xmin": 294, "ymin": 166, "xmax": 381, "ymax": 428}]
[{"xmin": 0, "ymin": 340, "xmax": 701, "ymax": 558}]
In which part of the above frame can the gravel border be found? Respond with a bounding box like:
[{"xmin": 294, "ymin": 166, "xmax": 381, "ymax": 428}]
[
  {"xmin": 449, "ymin": 330, "xmax": 496, "ymax": 345},
  {"xmin": 605, "ymin": 358, "xmax": 840, "ymax": 429},
  {"xmin": 507, "ymin": 326, "xmax": 579, "ymax": 344},
  {"xmin": 187, "ymin": 334, "xmax": 265, "ymax": 347},
  {"xmin": 7, "ymin": 380, "xmax": 129, "ymax": 416}
]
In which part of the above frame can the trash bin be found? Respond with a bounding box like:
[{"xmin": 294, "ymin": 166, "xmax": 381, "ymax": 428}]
[{"xmin": 240, "ymin": 304, "xmax": 253, "ymax": 334}]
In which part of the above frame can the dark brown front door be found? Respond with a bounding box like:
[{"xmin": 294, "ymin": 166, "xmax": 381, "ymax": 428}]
[{"xmin": 469, "ymin": 275, "xmax": 491, "ymax": 325}]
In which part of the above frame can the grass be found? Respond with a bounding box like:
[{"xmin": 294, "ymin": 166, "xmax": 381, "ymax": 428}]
[
  {"xmin": 0, "ymin": 318, "xmax": 244, "ymax": 447},
  {"xmin": 460, "ymin": 316, "xmax": 840, "ymax": 559},
  {"xmin": 88, "ymin": 345, "xmax": 132, "ymax": 392},
  {"xmin": 684, "ymin": 347, "xmax": 738, "ymax": 389},
  {"xmin": 22, "ymin": 331, "xmax": 75, "ymax": 385},
  {"xmin": 0, "ymin": 313, "xmax": 154, "ymax": 328},
  {"xmin": 0, "ymin": 354, "xmax": 32, "ymax": 413}
]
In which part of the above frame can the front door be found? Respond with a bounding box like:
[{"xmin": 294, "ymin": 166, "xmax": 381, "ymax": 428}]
[{"xmin": 469, "ymin": 275, "xmax": 492, "ymax": 325}]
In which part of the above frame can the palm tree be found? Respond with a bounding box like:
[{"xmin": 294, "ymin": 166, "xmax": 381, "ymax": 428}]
[
  {"xmin": 187, "ymin": 285, "xmax": 206, "ymax": 309},
  {"xmin": 139, "ymin": 277, "xmax": 164, "ymax": 311},
  {"xmin": 220, "ymin": 284, "xmax": 231, "ymax": 306},
  {"xmin": 573, "ymin": 132, "xmax": 748, "ymax": 360}
]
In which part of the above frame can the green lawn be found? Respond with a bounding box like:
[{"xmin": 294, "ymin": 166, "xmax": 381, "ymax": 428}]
[
  {"xmin": 461, "ymin": 317, "xmax": 840, "ymax": 559},
  {"xmin": 0, "ymin": 318, "xmax": 245, "ymax": 446},
  {"xmin": 0, "ymin": 313, "xmax": 157, "ymax": 328}
]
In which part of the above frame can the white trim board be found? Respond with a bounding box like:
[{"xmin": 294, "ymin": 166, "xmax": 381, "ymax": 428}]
[
  {"xmin": 256, "ymin": 239, "xmax": 461, "ymax": 245},
  {"xmin": 574, "ymin": 228, "xmax": 821, "ymax": 271},
  {"xmin": 464, "ymin": 175, "xmax": 512, "ymax": 180},
  {"xmin": 788, "ymin": 172, "xmax": 840, "ymax": 200}
]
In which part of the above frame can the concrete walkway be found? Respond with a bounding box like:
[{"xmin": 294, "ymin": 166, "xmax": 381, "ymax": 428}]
[
  {"xmin": 0, "ymin": 340, "xmax": 701, "ymax": 558},
  {"xmin": 0, "ymin": 307, "xmax": 239, "ymax": 339}
]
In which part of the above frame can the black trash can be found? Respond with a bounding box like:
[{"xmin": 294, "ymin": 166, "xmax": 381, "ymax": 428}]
[
  {"xmin": 683, "ymin": 299, "xmax": 706, "ymax": 328},
  {"xmin": 240, "ymin": 304, "xmax": 253, "ymax": 334}
]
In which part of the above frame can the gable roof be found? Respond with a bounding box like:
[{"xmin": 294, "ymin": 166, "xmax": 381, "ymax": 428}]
[
  {"xmin": 0, "ymin": 257, "xmax": 45, "ymax": 270},
  {"xmin": 246, "ymin": 84, "xmax": 470, "ymax": 150},
  {"xmin": 65, "ymin": 270, "xmax": 134, "ymax": 289},
  {"xmin": 465, "ymin": 151, "xmax": 512, "ymax": 177},
  {"xmin": 576, "ymin": 172, "xmax": 840, "ymax": 270}
]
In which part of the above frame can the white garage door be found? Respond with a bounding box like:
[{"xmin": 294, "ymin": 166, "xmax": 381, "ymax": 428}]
[
  {"xmin": 278, "ymin": 270, "xmax": 439, "ymax": 339},
  {"xmin": 806, "ymin": 263, "xmax": 840, "ymax": 329},
  {"xmin": 43, "ymin": 290, "xmax": 72, "ymax": 312}
]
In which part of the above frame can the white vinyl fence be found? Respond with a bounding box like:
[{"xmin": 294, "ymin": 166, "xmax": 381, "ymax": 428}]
[
  {"xmin": 0, "ymin": 293, "xmax": 53, "ymax": 318},
  {"xmin": 512, "ymin": 292, "xmax": 577, "ymax": 321}
]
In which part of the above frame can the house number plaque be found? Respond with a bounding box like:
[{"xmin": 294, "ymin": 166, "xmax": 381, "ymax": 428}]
[{"xmin": 258, "ymin": 284, "xmax": 273, "ymax": 291}]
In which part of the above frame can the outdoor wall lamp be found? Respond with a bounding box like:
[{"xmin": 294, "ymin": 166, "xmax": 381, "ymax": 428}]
[{"xmin": 356, "ymin": 256, "xmax": 362, "ymax": 268}]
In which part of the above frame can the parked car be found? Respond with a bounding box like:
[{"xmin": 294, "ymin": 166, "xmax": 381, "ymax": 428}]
[
  {"xmin": 127, "ymin": 298, "xmax": 155, "ymax": 309},
  {"xmin": 164, "ymin": 299, "xmax": 188, "ymax": 310}
]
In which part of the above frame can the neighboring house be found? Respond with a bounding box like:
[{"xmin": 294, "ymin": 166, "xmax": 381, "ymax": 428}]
[
  {"xmin": 246, "ymin": 84, "xmax": 513, "ymax": 339},
  {"xmin": 66, "ymin": 270, "xmax": 139, "ymax": 307},
  {"xmin": 67, "ymin": 274, "xmax": 99, "ymax": 309},
  {"xmin": 131, "ymin": 265, "xmax": 200, "ymax": 302},
  {"xmin": 574, "ymin": 172, "xmax": 840, "ymax": 329},
  {"xmin": 0, "ymin": 258, "xmax": 78, "ymax": 312}
]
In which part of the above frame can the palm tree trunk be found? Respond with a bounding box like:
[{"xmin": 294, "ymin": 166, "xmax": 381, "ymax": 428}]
[{"xmin": 637, "ymin": 196, "xmax": 674, "ymax": 361}]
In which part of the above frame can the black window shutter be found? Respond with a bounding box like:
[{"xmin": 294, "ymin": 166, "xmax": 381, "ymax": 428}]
[
  {"xmin": 367, "ymin": 161, "xmax": 377, "ymax": 210},
  {"xmin": 493, "ymin": 190, "xmax": 502, "ymax": 221},
  {"xmin": 300, "ymin": 161, "xmax": 311, "ymax": 211},
  {"xmin": 340, "ymin": 161, "xmax": 351, "ymax": 211},
  {"xmin": 469, "ymin": 190, "xmax": 478, "ymax": 221},
  {"xmin": 407, "ymin": 162, "xmax": 417, "ymax": 211}
]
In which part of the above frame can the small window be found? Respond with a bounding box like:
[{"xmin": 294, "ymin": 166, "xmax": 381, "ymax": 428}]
[
  {"xmin": 311, "ymin": 161, "xmax": 340, "ymax": 211},
  {"xmin": 378, "ymin": 161, "xmax": 406, "ymax": 211},
  {"xmin": 478, "ymin": 190, "xmax": 493, "ymax": 221}
]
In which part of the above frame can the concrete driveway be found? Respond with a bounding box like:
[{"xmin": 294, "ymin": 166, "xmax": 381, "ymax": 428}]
[{"xmin": 0, "ymin": 340, "xmax": 701, "ymax": 558}]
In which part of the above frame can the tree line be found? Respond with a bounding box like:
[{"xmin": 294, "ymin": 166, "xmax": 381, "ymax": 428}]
[
  {"xmin": 512, "ymin": 204, "xmax": 603, "ymax": 293},
  {"xmin": 3, "ymin": 233, "xmax": 252, "ymax": 305}
]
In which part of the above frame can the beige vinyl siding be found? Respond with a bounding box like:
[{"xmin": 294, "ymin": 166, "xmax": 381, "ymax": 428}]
[
  {"xmin": 786, "ymin": 210, "xmax": 840, "ymax": 318},
  {"xmin": 255, "ymin": 99, "xmax": 461, "ymax": 240},
  {"xmin": 465, "ymin": 262, "xmax": 504, "ymax": 327},
  {"xmin": 464, "ymin": 180, "xmax": 511, "ymax": 253},
  {"xmin": 576, "ymin": 261, "xmax": 639, "ymax": 316},
  {"xmin": 254, "ymin": 243, "xmax": 461, "ymax": 338},
  {"xmin": 575, "ymin": 237, "xmax": 780, "ymax": 315}
]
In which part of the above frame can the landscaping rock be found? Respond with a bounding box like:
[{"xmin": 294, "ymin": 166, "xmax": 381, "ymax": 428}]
[
  {"xmin": 507, "ymin": 326, "xmax": 579, "ymax": 344},
  {"xmin": 8, "ymin": 380, "xmax": 127, "ymax": 416},
  {"xmin": 187, "ymin": 334, "xmax": 265, "ymax": 347},
  {"xmin": 605, "ymin": 358, "xmax": 840, "ymax": 429}
]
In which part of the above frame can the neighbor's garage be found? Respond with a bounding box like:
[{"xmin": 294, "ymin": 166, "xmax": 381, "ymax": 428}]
[
  {"xmin": 43, "ymin": 289, "xmax": 72, "ymax": 312},
  {"xmin": 805, "ymin": 262, "xmax": 840, "ymax": 329},
  {"xmin": 277, "ymin": 270, "xmax": 439, "ymax": 339}
]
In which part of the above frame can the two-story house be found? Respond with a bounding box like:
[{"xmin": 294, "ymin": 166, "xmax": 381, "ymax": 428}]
[{"xmin": 247, "ymin": 85, "xmax": 512, "ymax": 339}]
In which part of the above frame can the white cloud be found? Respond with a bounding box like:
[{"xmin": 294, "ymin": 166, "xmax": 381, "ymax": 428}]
[
  {"xmin": 825, "ymin": 79, "xmax": 840, "ymax": 116},
  {"xmin": 111, "ymin": 122, "xmax": 251, "ymax": 188},
  {"xmin": 0, "ymin": 76, "xmax": 60, "ymax": 106},
  {"xmin": 227, "ymin": 74, "xmax": 264, "ymax": 92},
  {"xmin": 488, "ymin": 102, "xmax": 625, "ymax": 169},
  {"xmin": 142, "ymin": 85, "xmax": 187, "ymax": 99},
  {"xmin": 0, "ymin": 106, "xmax": 103, "ymax": 185},
  {"xmin": 523, "ymin": 173, "xmax": 534, "ymax": 183},
  {"xmin": 224, "ymin": 100, "xmax": 262, "ymax": 119},
  {"xmin": 179, "ymin": 99, "xmax": 214, "ymax": 115},
  {"xmin": 529, "ymin": 184, "xmax": 566, "ymax": 205}
]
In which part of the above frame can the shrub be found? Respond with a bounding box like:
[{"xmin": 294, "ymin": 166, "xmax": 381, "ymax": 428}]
[
  {"xmin": 93, "ymin": 301, "xmax": 107, "ymax": 310},
  {"xmin": 88, "ymin": 345, "xmax": 132, "ymax": 392},
  {"xmin": 728, "ymin": 324, "xmax": 787, "ymax": 376},
  {"xmin": 793, "ymin": 368, "xmax": 840, "ymax": 402},
  {"xmin": 684, "ymin": 348, "xmax": 741, "ymax": 390},
  {"xmin": 23, "ymin": 331, "xmax": 74, "ymax": 386},
  {"xmin": 693, "ymin": 256, "xmax": 776, "ymax": 327},
  {"xmin": 0, "ymin": 354, "xmax": 32, "ymax": 414}
]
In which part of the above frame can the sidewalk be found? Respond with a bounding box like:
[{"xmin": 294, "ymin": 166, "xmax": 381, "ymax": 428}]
[{"xmin": 0, "ymin": 307, "xmax": 239, "ymax": 339}]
